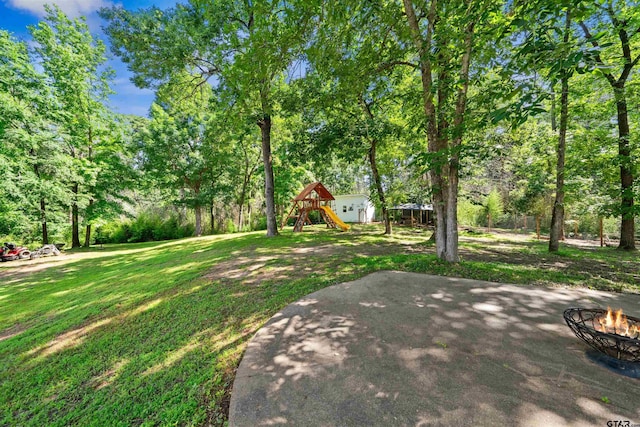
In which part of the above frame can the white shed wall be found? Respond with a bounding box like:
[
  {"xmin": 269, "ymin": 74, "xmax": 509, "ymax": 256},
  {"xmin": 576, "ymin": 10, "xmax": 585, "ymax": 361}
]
[{"xmin": 332, "ymin": 194, "xmax": 375, "ymax": 223}]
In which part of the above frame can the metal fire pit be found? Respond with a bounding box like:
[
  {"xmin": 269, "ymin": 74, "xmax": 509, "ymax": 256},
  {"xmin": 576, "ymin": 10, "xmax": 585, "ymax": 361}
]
[{"xmin": 564, "ymin": 307, "xmax": 640, "ymax": 363}]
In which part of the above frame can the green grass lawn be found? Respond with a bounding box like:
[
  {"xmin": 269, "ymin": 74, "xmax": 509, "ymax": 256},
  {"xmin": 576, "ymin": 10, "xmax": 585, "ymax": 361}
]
[{"xmin": 1, "ymin": 225, "xmax": 638, "ymax": 426}]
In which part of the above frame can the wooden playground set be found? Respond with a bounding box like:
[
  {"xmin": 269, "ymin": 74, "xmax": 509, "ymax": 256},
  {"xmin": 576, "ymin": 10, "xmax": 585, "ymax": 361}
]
[{"xmin": 281, "ymin": 182, "xmax": 351, "ymax": 232}]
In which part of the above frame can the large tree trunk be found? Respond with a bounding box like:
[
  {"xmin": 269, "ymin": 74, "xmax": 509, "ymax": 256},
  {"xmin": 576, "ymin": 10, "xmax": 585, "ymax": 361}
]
[
  {"xmin": 430, "ymin": 173, "xmax": 447, "ymax": 260},
  {"xmin": 404, "ymin": 0, "xmax": 445, "ymax": 257},
  {"xmin": 257, "ymin": 113, "xmax": 278, "ymax": 237},
  {"xmin": 404, "ymin": 0, "xmax": 473, "ymax": 262},
  {"xmin": 550, "ymin": 11, "xmax": 571, "ymax": 253},
  {"xmin": 40, "ymin": 198, "xmax": 48, "ymax": 245},
  {"xmin": 442, "ymin": 14, "xmax": 474, "ymax": 263},
  {"xmin": 71, "ymin": 183, "xmax": 80, "ymax": 248},
  {"xmin": 445, "ymin": 165, "xmax": 459, "ymax": 262},
  {"xmin": 614, "ymin": 85, "xmax": 635, "ymax": 250}
]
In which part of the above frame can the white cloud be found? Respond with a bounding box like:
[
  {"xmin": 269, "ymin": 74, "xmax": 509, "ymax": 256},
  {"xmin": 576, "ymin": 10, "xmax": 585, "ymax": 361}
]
[{"xmin": 6, "ymin": 0, "xmax": 112, "ymax": 18}]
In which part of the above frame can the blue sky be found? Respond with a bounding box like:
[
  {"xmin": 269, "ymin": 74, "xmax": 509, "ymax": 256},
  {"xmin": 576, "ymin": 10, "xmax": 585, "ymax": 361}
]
[{"xmin": 0, "ymin": 0, "xmax": 179, "ymax": 116}]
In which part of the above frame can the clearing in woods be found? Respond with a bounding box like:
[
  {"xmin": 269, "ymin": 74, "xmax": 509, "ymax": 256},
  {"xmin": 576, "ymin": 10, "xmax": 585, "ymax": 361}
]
[{"xmin": 0, "ymin": 225, "xmax": 637, "ymax": 425}]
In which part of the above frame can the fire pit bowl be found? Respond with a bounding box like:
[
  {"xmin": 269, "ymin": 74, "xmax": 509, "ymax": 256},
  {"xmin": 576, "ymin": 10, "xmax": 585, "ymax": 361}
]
[{"xmin": 564, "ymin": 307, "xmax": 640, "ymax": 363}]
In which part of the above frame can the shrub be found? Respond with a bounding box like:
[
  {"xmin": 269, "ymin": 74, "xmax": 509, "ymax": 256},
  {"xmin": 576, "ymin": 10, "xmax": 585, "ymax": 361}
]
[
  {"xmin": 254, "ymin": 216, "xmax": 268, "ymax": 231},
  {"xmin": 483, "ymin": 189, "xmax": 504, "ymax": 228},
  {"xmin": 458, "ymin": 198, "xmax": 482, "ymax": 227},
  {"xmin": 94, "ymin": 211, "xmax": 195, "ymax": 244},
  {"xmin": 224, "ymin": 219, "xmax": 236, "ymax": 234}
]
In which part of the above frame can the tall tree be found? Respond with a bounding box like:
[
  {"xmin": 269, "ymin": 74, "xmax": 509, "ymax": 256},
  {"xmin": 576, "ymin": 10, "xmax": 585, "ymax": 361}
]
[
  {"xmin": 548, "ymin": 9, "xmax": 573, "ymax": 252},
  {"xmin": 513, "ymin": 1, "xmax": 580, "ymax": 252},
  {"xmin": 302, "ymin": 2, "xmax": 421, "ymax": 235},
  {"xmin": 30, "ymin": 5, "xmax": 114, "ymax": 247},
  {"xmin": 402, "ymin": 0, "xmax": 507, "ymax": 261},
  {"xmin": 0, "ymin": 29, "xmax": 70, "ymax": 244},
  {"xmin": 290, "ymin": 73, "xmax": 402, "ymax": 234},
  {"xmin": 579, "ymin": 1, "xmax": 640, "ymax": 250},
  {"xmin": 142, "ymin": 73, "xmax": 229, "ymax": 236},
  {"xmin": 82, "ymin": 114, "xmax": 137, "ymax": 246},
  {"xmin": 101, "ymin": 1, "xmax": 313, "ymax": 236},
  {"xmin": 234, "ymin": 128, "xmax": 261, "ymax": 231}
]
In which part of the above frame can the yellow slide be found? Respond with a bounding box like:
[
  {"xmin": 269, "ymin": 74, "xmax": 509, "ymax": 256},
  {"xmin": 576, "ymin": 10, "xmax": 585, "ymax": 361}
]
[{"xmin": 320, "ymin": 206, "xmax": 351, "ymax": 231}]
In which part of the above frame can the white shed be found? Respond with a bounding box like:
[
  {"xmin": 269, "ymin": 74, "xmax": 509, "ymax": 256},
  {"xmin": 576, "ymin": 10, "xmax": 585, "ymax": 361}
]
[{"xmin": 331, "ymin": 194, "xmax": 375, "ymax": 224}]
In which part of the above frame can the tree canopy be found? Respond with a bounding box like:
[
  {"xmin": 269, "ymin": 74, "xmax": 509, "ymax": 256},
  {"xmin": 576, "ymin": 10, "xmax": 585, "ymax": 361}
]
[{"xmin": 0, "ymin": 0, "xmax": 637, "ymax": 256}]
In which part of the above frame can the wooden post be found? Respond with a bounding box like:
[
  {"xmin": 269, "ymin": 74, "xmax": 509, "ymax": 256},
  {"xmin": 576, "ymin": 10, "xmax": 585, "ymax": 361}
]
[
  {"xmin": 600, "ymin": 217, "xmax": 604, "ymax": 247},
  {"xmin": 524, "ymin": 215, "xmax": 527, "ymax": 230},
  {"xmin": 488, "ymin": 212, "xmax": 492, "ymax": 232},
  {"xmin": 411, "ymin": 210, "xmax": 414, "ymax": 227},
  {"xmin": 574, "ymin": 222, "xmax": 578, "ymax": 238},
  {"xmin": 536, "ymin": 215, "xmax": 541, "ymax": 240}
]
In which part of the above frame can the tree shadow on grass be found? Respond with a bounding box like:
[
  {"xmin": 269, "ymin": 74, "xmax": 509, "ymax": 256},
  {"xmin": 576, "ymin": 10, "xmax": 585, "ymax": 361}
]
[{"xmin": 1, "ymin": 226, "xmax": 639, "ymax": 426}]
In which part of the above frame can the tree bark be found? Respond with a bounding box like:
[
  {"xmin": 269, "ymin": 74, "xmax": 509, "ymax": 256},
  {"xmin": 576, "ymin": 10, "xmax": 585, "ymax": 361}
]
[
  {"xmin": 33, "ymin": 158, "xmax": 48, "ymax": 245},
  {"xmin": 600, "ymin": 217, "xmax": 604, "ymax": 247},
  {"xmin": 84, "ymin": 127, "xmax": 94, "ymax": 248},
  {"xmin": 443, "ymin": 11, "xmax": 474, "ymax": 263},
  {"xmin": 404, "ymin": 0, "xmax": 473, "ymax": 262},
  {"xmin": 210, "ymin": 202, "xmax": 215, "ymax": 233},
  {"xmin": 41, "ymin": 198, "xmax": 48, "ymax": 245},
  {"xmin": 84, "ymin": 199, "xmax": 94, "ymax": 247},
  {"xmin": 257, "ymin": 112, "xmax": 278, "ymax": 237},
  {"xmin": 550, "ymin": 91, "xmax": 557, "ymax": 132},
  {"xmin": 614, "ymin": 85, "xmax": 635, "ymax": 250},
  {"xmin": 238, "ymin": 202, "xmax": 245, "ymax": 231},
  {"xmin": 549, "ymin": 11, "xmax": 571, "ymax": 253},
  {"xmin": 445, "ymin": 163, "xmax": 459, "ymax": 262},
  {"xmin": 71, "ymin": 183, "xmax": 80, "ymax": 248},
  {"xmin": 579, "ymin": 19, "xmax": 636, "ymax": 250},
  {"xmin": 360, "ymin": 96, "xmax": 391, "ymax": 234},
  {"xmin": 368, "ymin": 139, "xmax": 391, "ymax": 234},
  {"xmin": 84, "ymin": 224, "xmax": 92, "ymax": 247},
  {"xmin": 238, "ymin": 169, "xmax": 249, "ymax": 231},
  {"xmin": 404, "ymin": 0, "xmax": 447, "ymax": 259}
]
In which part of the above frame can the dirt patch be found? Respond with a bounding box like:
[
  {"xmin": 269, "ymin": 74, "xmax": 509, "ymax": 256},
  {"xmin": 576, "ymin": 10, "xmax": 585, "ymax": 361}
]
[
  {"xmin": 455, "ymin": 232, "xmax": 639, "ymax": 290},
  {"xmin": 202, "ymin": 228, "xmax": 639, "ymax": 292},
  {"xmin": 0, "ymin": 323, "xmax": 29, "ymax": 342},
  {"xmin": 204, "ymin": 236, "xmax": 417, "ymax": 287}
]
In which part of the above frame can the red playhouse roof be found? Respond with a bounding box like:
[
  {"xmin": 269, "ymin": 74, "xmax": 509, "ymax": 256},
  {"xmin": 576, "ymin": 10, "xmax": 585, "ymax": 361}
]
[{"xmin": 293, "ymin": 182, "xmax": 335, "ymax": 202}]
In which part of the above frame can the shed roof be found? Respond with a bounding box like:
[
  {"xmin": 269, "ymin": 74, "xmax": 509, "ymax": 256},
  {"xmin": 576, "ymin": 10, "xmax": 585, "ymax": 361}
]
[
  {"xmin": 390, "ymin": 203, "xmax": 433, "ymax": 211},
  {"xmin": 333, "ymin": 194, "xmax": 369, "ymax": 199},
  {"xmin": 293, "ymin": 182, "xmax": 335, "ymax": 201}
]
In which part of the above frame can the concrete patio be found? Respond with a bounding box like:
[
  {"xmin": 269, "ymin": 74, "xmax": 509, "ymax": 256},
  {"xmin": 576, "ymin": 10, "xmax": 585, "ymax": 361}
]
[{"xmin": 229, "ymin": 271, "xmax": 640, "ymax": 426}]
